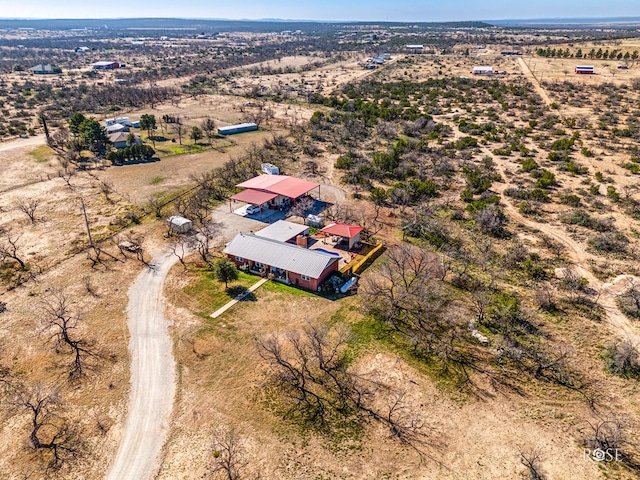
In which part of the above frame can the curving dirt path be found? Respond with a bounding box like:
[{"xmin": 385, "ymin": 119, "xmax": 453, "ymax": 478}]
[
  {"xmin": 0, "ymin": 134, "xmax": 44, "ymax": 152},
  {"xmin": 491, "ymin": 154, "xmax": 640, "ymax": 345},
  {"xmin": 106, "ymin": 250, "xmax": 178, "ymax": 480}
]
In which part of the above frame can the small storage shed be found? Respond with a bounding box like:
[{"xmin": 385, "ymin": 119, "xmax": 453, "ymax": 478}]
[
  {"xmin": 30, "ymin": 64, "xmax": 59, "ymax": 74},
  {"xmin": 320, "ymin": 223, "xmax": 364, "ymax": 250},
  {"xmin": 218, "ymin": 123, "xmax": 258, "ymax": 135},
  {"xmin": 92, "ymin": 61, "xmax": 120, "ymax": 69},
  {"xmin": 575, "ymin": 65, "xmax": 595, "ymax": 74},
  {"xmin": 472, "ymin": 66, "xmax": 493, "ymax": 76},
  {"xmin": 106, "ymin": 117, "xmax": 132, "ymax": 127},
  {"xmin": 106, "ymin": 123, "xmax": 129, "ymax": 134},
  {"xmin": 167, "ymin": 216, "xmax": 192, "ymax": 233}
]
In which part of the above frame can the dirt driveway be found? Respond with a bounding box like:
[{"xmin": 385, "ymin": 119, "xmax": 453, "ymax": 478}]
[{"xmin": 106, "ymin": 249, "xmax": 178, "ymax": 480}]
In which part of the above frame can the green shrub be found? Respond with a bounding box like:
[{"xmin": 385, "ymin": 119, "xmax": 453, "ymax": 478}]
[
  {"xmin": 551, "ymin": 137, "xmax": 574, "ymax": 151},
  {"xmin": 561, "ymin": 210, "xmax": 614, "ymax": 232},
  {"xmin": 522, "ymin": 256, "xmax": 547, "ymax": 280},
  {"xmin": 521, "ymin": 158, "xmax": 539, "ymax": 172},
  {"xmin": 564, "ymin": 161, "xmax": 588, "ymax": 175},
  {"xmin": 335, "ymin": 155, "xmax": 353, "ymax": 169},
  {"xmin": 588, "ymin": 232, "xmax": 628, "ymax": 253},
  {"xmin": 560, "ymin": 194, "xmax": 581, "ymax": 207},
  {"xmin": 623, "ymin": 163, "xmax": 640, "ymax": 174},
  {"xmin": 460, "ymin": 189, "xmax": 474, "ymax": 202},
  {"xmin": 535, "ymin": 170, "xmax": 556, "ymax": 188},
  {"xmin": 607, "ymin": 186, "xmax": 620, "ymax": 202},
  {"xmin": 454, "ymin": 136, "xmax": 478, "ymax": 150}
]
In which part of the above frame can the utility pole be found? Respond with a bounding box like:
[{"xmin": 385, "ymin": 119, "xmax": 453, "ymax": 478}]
[{"xmin": 80, "ymin": 197, "xmax": 94, "ymax": 250}]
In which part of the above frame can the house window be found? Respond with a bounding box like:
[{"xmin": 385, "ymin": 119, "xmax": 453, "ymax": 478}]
[
  {"xmin": 301, "ymin": 275, "xmax": 311, "ymax": 281},
  {"xmin": 255, "ymin": 262, "xmax": 264, "ymax": 268},
  {"xmin": 235, "ymin": 256, "xmax": 244, "ymax": 262}
]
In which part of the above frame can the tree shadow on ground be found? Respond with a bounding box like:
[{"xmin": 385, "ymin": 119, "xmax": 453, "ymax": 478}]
[{"xmin": 226, "ymin": 286, "xmax": 257, "ymax": 301}]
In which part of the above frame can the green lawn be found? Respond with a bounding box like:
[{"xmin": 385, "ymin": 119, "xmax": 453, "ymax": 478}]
[
  {"xmin": 183, "ymin": 270, "xmax": 257, "ymax": 318},
  {"xmin": 155, "ymin": 143, "xmax": 208, "ymax": 157},
  {"xmin": 260, "ymin": 279, "xmax": 316, "ymax": 297},
  {"xmin": 28, "ymin": 145, "xmax": 54, "ymax": 162}
]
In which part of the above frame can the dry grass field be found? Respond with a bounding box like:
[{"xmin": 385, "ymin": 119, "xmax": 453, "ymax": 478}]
[{"xmin": 3, "ymin": 26, "xmax": 640, "ymax": 480}]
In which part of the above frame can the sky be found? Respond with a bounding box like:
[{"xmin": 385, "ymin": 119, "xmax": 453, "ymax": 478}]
[{"xmin": 1, "ymin": 0, "xmax": 639, "ymax": 22}]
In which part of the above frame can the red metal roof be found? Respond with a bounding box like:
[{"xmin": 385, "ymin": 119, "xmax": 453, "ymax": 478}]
[
  {"xmin": 236, "ymin": 175, "xmax": 319, "ymax": 199},
  {"xmin": 230, "ymin": 189, "xmax": 278, "ymax": 205},
  {"xmin": 320, "ymin": 223, "xmax": 364, "ymax": 238}
]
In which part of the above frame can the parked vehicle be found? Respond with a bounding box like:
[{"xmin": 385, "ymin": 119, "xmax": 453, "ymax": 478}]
[{"xmin": 246, "ymin": 205, "xmax": 261, "ymax": 215}]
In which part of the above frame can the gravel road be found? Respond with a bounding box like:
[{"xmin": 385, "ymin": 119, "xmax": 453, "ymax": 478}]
[
  {"xmin": 106, "ymin": 250, "xmax": 177, "ymax": 480},
  {"xmin": 0, "ymin": 134, "xmax": 44, "ymax": 152}
]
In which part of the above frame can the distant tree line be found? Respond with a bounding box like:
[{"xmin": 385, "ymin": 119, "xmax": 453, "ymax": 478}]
[
  {"xmin": 537, "ymin": 47, "xmax": 639, "ymax": 60},
  {"xmin": 106, "ymin": 144, "xmax": 156, "ymax": 164}
]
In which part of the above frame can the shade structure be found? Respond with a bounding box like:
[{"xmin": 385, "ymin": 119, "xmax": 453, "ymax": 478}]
[
  {"xmin": 229, "ymin": 189, "xmax": 278, "ymax": 205},
  {"xmin": 320, "ymin": 223, "xmax": 364, "ymax": 238},
  {"xmin": 320, "ymin": 223, "xmax": 364, "ymax": 250},
  {"xmin": 236, "ymin": 175, "xmax": 319, "ymax": 200}
]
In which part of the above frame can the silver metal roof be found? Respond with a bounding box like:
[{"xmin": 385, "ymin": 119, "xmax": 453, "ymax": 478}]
[
  {"xmin": 255, "ymin": 220, "xmax": 308, "ymax": 243},
  {"xmin": 223, "ymin": 233, "xmax": 337, "ymax": 278},
  {"xmin": 167, "ymin": 216, "xmax": 192, "ymax": 226}
]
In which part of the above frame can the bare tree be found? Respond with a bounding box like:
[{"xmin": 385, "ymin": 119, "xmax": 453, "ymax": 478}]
[
  {"xmin": 201, "ymin": 117, "xmax": 217, "ymax": 146},
  {"xmin": 257, "ymin": 322, "xmax": 428, "ymax": 452},
  {"xmin": 605, "ymin": 338, "xmax": 640, "ymax": 378},
  {"xmin": 185, "ymin": 190, "xmax": 213, "ymax": 226},
  {"xmin": 57, "ymin": 154, "xmax": 77, "ymax": 189},
  {"xmin": 48, "ymin": 127, "xmax": 70, "ymax": 154},
  {"xmin": 257, "ymin": 322, "xmax": 361, "ymax": 426},
  {"xmin": 518, "ymin": 447, "xmax": 546, "ymax": 480},
  {"xmin": 210, "ymin": 428, "xmax": 248, "ymax": 480},
  {"xmin": 584, "ymin": 415, "xmax": 628, "ymax": 456},
  {"xmin": 98, "ymin": 182, "xmax": 115, "ymax": 203},
  {"xmin": 171, "ymin": 116, "xmax": 185, "ymax": 145},
  {"xmin": 360, "ymin": 244, "xmax": 446, "ymax": 334},
  {"xmin": 147, "ymin": 195, "xmax": 164, "ymax": 218},
  {"xmin": 15, "ymin": 199, "xmax": 41, "ymax": 224},
  {"xmin": 289, "ymin": 196, "xmax": 314, "ymax": 218},
  {"xmin": 169, "ymin": 238, "xmax": 189, "ymax": 271},
  {"xmin": 617, "ymin": 281, "xmax": 640, "ymax": 319},
  {"xmin": 40, "ymin": 292, "xmax": 96, "ymax": 379},
  {"xmin": 474, "ymin": 205, "xmax": 506, "ymax": 237},
  {"xmin": 188, "ymin": 222, "xmax": 220, "ymax": 265},
  {"xmin": 12, "ymin": 383, "xmax": 84, "ymax": 472},
  {"xmin": 0, "ymin": 232, "xmax": 27, "ymax": 271},
  {"xmin": 559, "ymin": 269, "xmax": 595, "ymax": 307}
]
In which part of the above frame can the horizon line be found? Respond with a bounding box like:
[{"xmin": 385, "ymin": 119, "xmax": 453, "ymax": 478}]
[{"xmin": 1, "ymin": 15, "xmax": 640, "ymax": 23}]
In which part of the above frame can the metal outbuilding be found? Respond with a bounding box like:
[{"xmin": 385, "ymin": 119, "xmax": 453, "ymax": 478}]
[
  {"xmin": 92, "ymin": 61, "xmax": 120, "ymax": 69},
  {"xmin": 575, "ymin": 65, "xmax": 595, "ymax": 74},
  {"xmin": 230, "ymin": 189, "xmax": 278, "ymax": 206},
  {"xmin": 236, "ymin": 175, "xmax": 319, "ymax": 200},
  {"xmin": 472, "ymin": 66, "xmax": 493, "ymax": 75},
  {"xmin": 218, "ymin": 123, "xmax": 258, "ymax": 135},
  {"xmin": 167, "ymin": 216, "xmax": 192, "ymax": 234}
]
